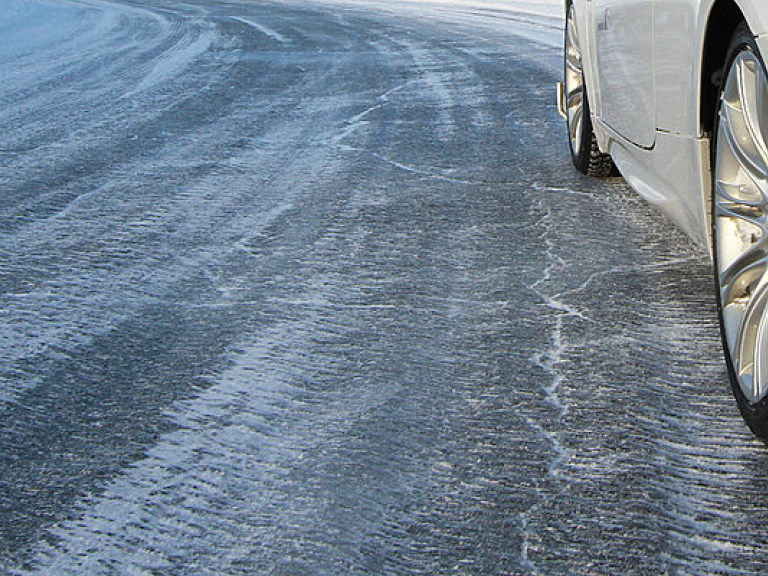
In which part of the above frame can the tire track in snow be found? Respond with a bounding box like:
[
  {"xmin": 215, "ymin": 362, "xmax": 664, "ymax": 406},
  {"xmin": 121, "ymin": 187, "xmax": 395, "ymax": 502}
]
[
  {"xmin": 0, "ymin": 0, "xmax": 236, "ymax": 408},
  {"xmin": 7, "ymin": 8, "xmax": 554, "ymax": 573}
]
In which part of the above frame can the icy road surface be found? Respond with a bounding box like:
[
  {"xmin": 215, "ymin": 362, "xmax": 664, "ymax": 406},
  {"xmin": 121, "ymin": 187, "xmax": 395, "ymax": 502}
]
[{"xmin": 2, "ymin": 0, "xmax": 768, "ymax": 574}]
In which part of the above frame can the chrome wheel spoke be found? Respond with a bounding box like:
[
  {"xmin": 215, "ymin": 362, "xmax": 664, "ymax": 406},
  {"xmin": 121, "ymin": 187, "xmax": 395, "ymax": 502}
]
[
  {"xmin": 737, "ymin": 54, "xmax": 768, "ymax": 167},
  {"xmin": 566, "ymin": 85, "xmax": 583, "ymax": 110},
  {"xmin": 564, "ymin": 3, "xmax": 584, "ymax": 156},
  {"xmin": 714, "ymin": 182, "xmax": 765, "ymax": 278},
  {"xmin": 720, "ymin": 250, "xmax": 766, "ymax": 304},
  {"xmin": 721, "ymin": 104, "xmax": 768, "ymax": 184},
  {"xmin": 565, "ymin": 52, "xmax": 581, "ymax": 74},
  {"xmin": 569, "ymin": 103, "xmax": 583, "ymax": 151},
  {"xmin": 731, "ymin": 285, "xmax": 768, "ymax": 401},
  {"xmin": 715, "ymin": 179, "xmax": 764, "ymax": 211},
  {"xmin": 715, "ymin": 195, "xmax": 764, "ymax": 228},
  {"xmin": 720, "ymin": 53, "xmax": 768, "ymax": 187}
]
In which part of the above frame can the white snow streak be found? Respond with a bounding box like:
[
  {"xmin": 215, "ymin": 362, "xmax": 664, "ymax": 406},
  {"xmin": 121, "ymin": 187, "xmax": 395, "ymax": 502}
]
[
  {"xmin": 231, "ymin": 15, "xmax": 289, "ymax": 43},
  {"xmin": 126, "ymin": 28, "xmax": 217, "ymax": 97}
]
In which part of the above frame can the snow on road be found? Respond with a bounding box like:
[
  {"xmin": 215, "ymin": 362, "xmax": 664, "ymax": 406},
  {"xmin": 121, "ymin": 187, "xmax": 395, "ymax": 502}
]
[
  {"xmin": 0, "ymin": 0, "xmax": 233, "ymax": 406},
  {"xmin": 313, "ymin": 0, "xmax": 565, "ymax": 48},
  {"xmin": 4, "ymin": 1, "xmax": 768, "ymax": 575}
]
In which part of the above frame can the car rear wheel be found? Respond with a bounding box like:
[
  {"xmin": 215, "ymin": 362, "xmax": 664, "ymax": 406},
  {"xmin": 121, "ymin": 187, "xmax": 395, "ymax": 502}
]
[
  {"xmin": 564, "ymin": 1, "xmax": 613, "ymax": 177},
  {"xmin": 713, "ymin": 24, "xmax": 768, "ymax": 438}
]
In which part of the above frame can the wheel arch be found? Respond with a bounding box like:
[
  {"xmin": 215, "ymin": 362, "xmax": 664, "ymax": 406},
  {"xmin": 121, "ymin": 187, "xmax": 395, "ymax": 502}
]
[{"xmin": 699, "ymin": 0, "xmax": 745, "ymax": 138}]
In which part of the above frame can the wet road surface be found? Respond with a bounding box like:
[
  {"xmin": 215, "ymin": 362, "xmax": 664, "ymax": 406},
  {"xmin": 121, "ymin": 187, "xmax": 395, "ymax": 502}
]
[{"xmin": 2, "ymin": 0, "xmax": 768, "ymax": 574}]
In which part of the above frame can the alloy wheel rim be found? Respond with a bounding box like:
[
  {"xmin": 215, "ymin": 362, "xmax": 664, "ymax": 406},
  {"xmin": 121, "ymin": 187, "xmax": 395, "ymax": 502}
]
[
  {"xmin": 564, "ymin": 3, "xmax": 584, "ymax": 156},
  {"xmin": 715, "ymin": 49, "xmax": 768, "ymax": 403}
]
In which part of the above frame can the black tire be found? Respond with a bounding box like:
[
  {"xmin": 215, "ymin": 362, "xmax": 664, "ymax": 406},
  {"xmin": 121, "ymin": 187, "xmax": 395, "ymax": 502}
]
[
  {"xmin": 564, "ymin": 1, "xmax": 614, "ymax": 178},
  {"xmin": 571, "ymin": 92, "xmax": 614, "ymax": 177},
  {"xmin": 712, "ymin": 22, "xmax": 768, "ymax": 440}
]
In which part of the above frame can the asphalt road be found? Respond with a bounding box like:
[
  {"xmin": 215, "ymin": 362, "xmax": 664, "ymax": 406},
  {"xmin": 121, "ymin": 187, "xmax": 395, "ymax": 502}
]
[{"xmin": 3, "ymin": 0, "xmax": 768, "ymax": 574}]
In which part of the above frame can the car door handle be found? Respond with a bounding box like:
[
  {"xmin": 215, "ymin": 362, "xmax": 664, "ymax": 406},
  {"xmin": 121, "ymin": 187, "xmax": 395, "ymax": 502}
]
[{"xmin": 597, "ymin": 8, "xmax": 609, "ymax": 31}]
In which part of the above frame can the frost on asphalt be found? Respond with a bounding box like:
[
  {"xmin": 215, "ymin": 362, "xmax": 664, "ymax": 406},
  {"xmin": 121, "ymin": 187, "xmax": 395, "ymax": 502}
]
[{"xmin": 2, "ymin": 0, "xmax": 768, "ymax": 574}]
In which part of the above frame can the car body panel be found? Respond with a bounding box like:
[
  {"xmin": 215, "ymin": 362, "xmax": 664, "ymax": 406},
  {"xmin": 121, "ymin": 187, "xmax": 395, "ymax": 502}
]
[
  {"xmin": 655, "ymin": 0, "xmax": 699, "ymax": 134},
  {"xmin": 740, "ymin": 3, "xmax": 768, "ymax": 35},
  {"xmin": 567, "ymin": 0, "xmax": 767, "ymax": 255},
  {"xmin": 592, "ymin": 0, "xmax": 656, "ymax": 147},
  {"xmin": 759, "ymin": 33, "xmax": 768, "ymax": 59},
  {"xmin": 602, "ymin": 124, "xmax": 712, "ymax": 248}
]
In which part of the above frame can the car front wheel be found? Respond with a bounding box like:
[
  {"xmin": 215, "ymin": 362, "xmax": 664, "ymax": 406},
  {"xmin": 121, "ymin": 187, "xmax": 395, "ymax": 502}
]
[{"xmin": 713, "ymin": 23, "xmax": 768, "ymax": 439}]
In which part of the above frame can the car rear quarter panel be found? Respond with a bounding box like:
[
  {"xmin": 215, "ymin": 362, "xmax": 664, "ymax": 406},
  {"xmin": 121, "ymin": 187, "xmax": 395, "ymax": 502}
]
[{"xmin": 738, "ymin": 0, "xmax": 768, "ymax": 35}]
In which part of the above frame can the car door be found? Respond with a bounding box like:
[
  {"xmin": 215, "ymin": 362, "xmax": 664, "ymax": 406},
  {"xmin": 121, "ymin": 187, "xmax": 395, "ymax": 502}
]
[
  {"xmin": 591, "ymin": 0, "xmax": 656, "ymax": 148},
  {"xmin": 652, "ymin": 0, "xmax": 701, "ymax": 135}
]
